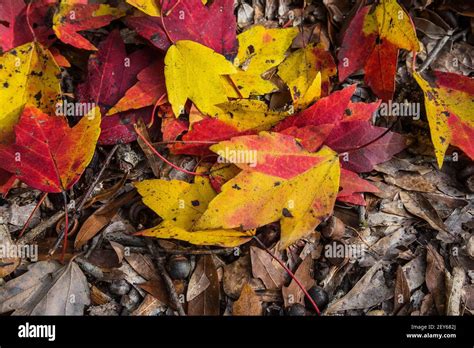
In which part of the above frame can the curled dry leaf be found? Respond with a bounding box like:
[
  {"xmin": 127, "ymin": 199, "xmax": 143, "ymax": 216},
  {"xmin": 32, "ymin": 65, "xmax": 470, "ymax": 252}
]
[
  {"xmin": 223, "ymin": 255, "xmax": 252, "ymax": 299},
  {"xmin": 75, "ymin": 191, "xmax": 136, "ymax": 249},
  {"xmin": 399, "ymin": 191, "xmax": 447, "ymax": 232},
  {"xmin": 393, "ymin": 266, "xmax": 411, "ymax": 315}
]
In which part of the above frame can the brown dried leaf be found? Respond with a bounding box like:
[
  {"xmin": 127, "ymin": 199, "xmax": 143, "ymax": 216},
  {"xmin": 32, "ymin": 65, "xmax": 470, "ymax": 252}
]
[
  {"xmin": 400, "ymin": 191, "xmax": 447, "ymax": 232},
  {"xmin": 0, "ymin": 225, "xmax": 20, "ymax": 278},
  {"xmin": 223, "ymin": 255, "xmax": 251, "ymax": 299},
  {"xmin": 326, "ymin": 261, "xmax": 392, "ymax": 313},
  {"xmin": 0, "ymin": 260, "xmax": 90, "ymax": 315},
  {"xmin": 394, "ymin": 266, "xmax": 410, "ymax": 315},
  {"xmin": 384, "ymin": 173, "xmax": 437, "ymax": 193},
  {"xmin": 125, "ymin": 253, "xmax": 159, "ymax": 281},
  {"xmin": 75, "ymin": 191, "xmax": 135, "ymax": 249},
  {"xmin": 132, "ymin": 294, "xmax": 164, "ymax": 316},
  {"xmin": 187, "ymin": 255, "xmax": 219, "ymax": 315},
  {"xmin": 426, "ymin": 244, "xmax": 446, "ymax": 315},
  {"xmin": 233, "ymin": 283, "xmax": 262, "ymax": 316},
  {"xmin": 282, "ymin": 256, "xmax": 314, "ymax": 307},
  {"xmin": 138, "ymin": 279, "xmax": 170, "ymax": 307},
  {"xmin": 250, "ymin": 246, "xmax": 286, "ymax": 290}
]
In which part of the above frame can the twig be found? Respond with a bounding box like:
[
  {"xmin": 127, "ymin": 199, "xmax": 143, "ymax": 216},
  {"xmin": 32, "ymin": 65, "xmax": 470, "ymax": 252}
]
[
  {"xmin": 418, "ymin": 31, "xmax": 453, "ymax": 73},
  {"xmin": 145, "ymin": 239, "xmax": 187, "ymax": 316},
  {"xmin": 18, "ymin": 210, "xmax": 65, "ymax": 245}
]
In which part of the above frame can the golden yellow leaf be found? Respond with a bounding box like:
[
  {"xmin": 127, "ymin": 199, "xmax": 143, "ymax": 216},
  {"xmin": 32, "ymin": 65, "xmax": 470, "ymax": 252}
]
[
  {"xmin": 164, "ymin": 40, "xmax": 236, "ymax": 117},
  {"xmin": 231, "ymin": 26, "xmax": 298, "ymax": 97},
  {"xmin": 136, "ymin": 220, "xmax": 254, "ymax": 248},
  {"xmin": 0, "ymin": 42, "xmax": 61, "ymax": 143},
  {"xmin": 134, "ymin": 175, "xmax": 215, "ymax": 230},
  {"xmin": 278, "ymin": 43, "xmax": 336, "ymax": 108},
  {"xmin": 214, "ymin": 100, "xmax": 288, "ymax": 131},
  {"xmin": 126, "ymin": 0, "xmax": 161, "ymax": 16},
  {"xmin": 374, "ymin": 0, "xmax": 420, "ymax": 52},
  {"xmin": 135, "ymin": 169, "xmax": 253, "ymax": 247}
]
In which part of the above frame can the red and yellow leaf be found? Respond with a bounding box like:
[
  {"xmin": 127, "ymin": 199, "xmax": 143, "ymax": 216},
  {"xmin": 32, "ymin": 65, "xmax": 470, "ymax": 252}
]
[{"xmin": 0, "ymin": 105, "xmax": 101, "ymax": 193}]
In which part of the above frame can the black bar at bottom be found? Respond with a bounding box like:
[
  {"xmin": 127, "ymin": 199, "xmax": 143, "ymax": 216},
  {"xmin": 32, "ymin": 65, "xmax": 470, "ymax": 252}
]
[{"xmin": 0, "ymin": 316, "xmax": 471, "ymax": 346}]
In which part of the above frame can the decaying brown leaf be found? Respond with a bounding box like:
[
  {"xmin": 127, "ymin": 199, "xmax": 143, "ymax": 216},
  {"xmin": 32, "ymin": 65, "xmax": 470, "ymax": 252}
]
[
  {"xmin": 223, "ymin": 255, "xmax": 252, "ymax": 299},
  {"xmin": 250, "ymin": 246, "xmax": 286, "ymax": 290},
  {"xmin": 187, "ymin": 255, "xmax": 220, "ymax": 315},
  {"xmin": 326, "ymin": 261, "xmax": 393, "ymax": 313},
  {"xmin": 426, "ymin": 244, "xmax": 446, "ymax": 315},
  {"xmin": 282, "ymin": 256, "xmax": 314, "ymax": 307},
  {"xmin": 394, "ymin": 266, "xmax": 411, "ymax": 315},
  {"xmin": 233, "ymin": 283, "xmax": 262, "ymax": 315},
  {"xmin": 0, "ymin": 260, "xmax": 90, "ymax": 315}
]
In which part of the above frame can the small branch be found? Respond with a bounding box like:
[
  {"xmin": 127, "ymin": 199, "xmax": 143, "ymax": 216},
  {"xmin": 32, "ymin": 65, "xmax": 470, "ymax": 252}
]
[
  {"xmin": 18, "ymin": 210, "xmax": 64, "ymax": 245},
  {"xmin": 418, "ymin": 31, "xmax": 453, "ymax": 73},
  {"xmin": 145, "ymin": 239, "xmax": 187, "ymax": 316}
]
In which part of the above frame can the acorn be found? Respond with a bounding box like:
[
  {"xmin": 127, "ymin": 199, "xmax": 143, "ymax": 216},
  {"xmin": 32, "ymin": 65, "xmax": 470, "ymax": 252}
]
[
  {"xmin": 304, "ymin": 286, "xmax": 329, "ymax": 312},
  {"xmin": 167, "ymin": 255, "xmax": 191, "ymax": 280},
  {"xmin": 285, "ymin": 303, "xmax": 306, "ymax": 316},
  {"xmin": 265, "ymin": 303, "xmax": 284, "ymax": 316},
  {"xmin": 321, "ymin": 216, "xmax": 345, "ymax": 240}
]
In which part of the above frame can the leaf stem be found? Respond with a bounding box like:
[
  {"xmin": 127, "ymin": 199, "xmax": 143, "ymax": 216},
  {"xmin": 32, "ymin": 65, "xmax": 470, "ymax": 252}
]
[
  {"xmin": 148, "ymin": 93, "xmax": 167, "ymax": 128},
  {"xmin": 19, "ymin": 192, "xmax": 47, "ymax": 238},
  {"xmin": 134, "ymin": 124, "xmax": 206, "ymax": 177},
  {"xmin": 61, "ymin": 191, "xmax": 69, "ymax": 262}
]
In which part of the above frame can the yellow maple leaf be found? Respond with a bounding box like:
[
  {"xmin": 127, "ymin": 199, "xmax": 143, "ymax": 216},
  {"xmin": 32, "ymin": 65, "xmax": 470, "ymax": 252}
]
[
  {"xmin": 231, "ymin": 26, "xmax": 298, "ymax": 97},
  {"xmin": 135, "ymin": 175, "xmax": 216, "ymax": 230},
  {"xmin": 414, "ymin": 71, "xmax": 474, "ymax": 168},
  {"xmin": 136, "ymin": 221, "xmax": 254, "ymax": 247},
  {"xmin": 135, "ymin": 169, "xmax": 253, "ymax": 247},
  {"xmin": 374, "ymin": 0, "xmax": 420, "ymax": 52},
  {"xmin": 214, "ymin": 100, "xmax": 288, "ymax": 131},
  {"xmin": 278, "ymin": 43, "xmax": 337, "ymax": 108},
  {"xmin": 164, "ymin": 40, "xmax": 236, "ymax": 117},
  {"xmin": 0, "ymin": 42, "xmax": 61, "ymax": 143}
]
